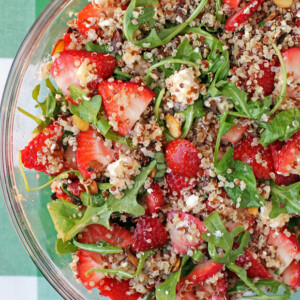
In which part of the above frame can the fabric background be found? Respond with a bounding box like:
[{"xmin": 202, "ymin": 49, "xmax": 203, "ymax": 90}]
[{"xmin": 0, "ymin": 0, "xmax": 63, "ymax": 299}]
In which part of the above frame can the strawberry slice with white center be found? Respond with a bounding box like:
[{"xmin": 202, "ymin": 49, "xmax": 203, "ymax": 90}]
[
  {"xmin": 51, "ymin": 50, "xmax": 115, "ymax": 104},
  {"xmin": 223, "ymin": 0, "xmax": 241, "ymax": 8},
  {"xmin": 282, "ymin": 260, "xmax": 300, "ymax": 287},
  {"xmin": 267, "ymin": 228, "xmax": 300, "ymax": 272},
  {"xmin": 222, "ymin": 124, "xmax": 248, "ymax": 144},
  {"xmin": 77, "ymin": 223, "xmax": 134, "ymax": 249},
  {"xmin": 76, "ymin": 249, "xmax": 108, "ymax": 290},
  {"xmin": 283, "ymin": 47, "xmax": 300, "ymax": 81},
  {"xmin": 167, "ymin": 211, "xmax": 207, "ymax": 255},
  {"xmin": 178, "ymin": 260, "xmax": 224, "ymax": 287},
  {"xmin": 98, "ymin": 81, "xmax": 155, "ymax": 135},
  {"xmin": 75, "ymin": 126, "xmax": 115, "ymax": 179},
  {"xmin": 225, "ymin": 0, "xmax": 265, "ymax": 31},
  {"xmin": 274, "ymin": 130, "xmax": 300, "ymax": 175},
  {"xmin": 145, "ymin": 182, "xmax": 165, "ymax": 214}
]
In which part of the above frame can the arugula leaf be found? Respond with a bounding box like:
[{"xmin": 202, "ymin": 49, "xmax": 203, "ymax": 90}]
[
  {"xmin": 155, "ymin": 255, "xmax": 189, "ymax": 300},
  {"xmin": 215, "ymin": 148, "xmax": 266, "ymax": 208},
  {"xmin": 228, "ymin": 279, "xmax": 291, "ymax": 299},
  {"xmin": 86, "ymin": 250, "xmax": 154, "ymax": 279},
  {"xmin": 124, "ymin": 0, "xmax": 208, "ymax": 49},
  {"xmin": 56, "ymin": 238, "xmax": 78, "ymax": 255},
  {"xmin": 97, "ymin": 183, "xmax": 114, "ymax": 190},
  {"xmin": 72, "ymin": 239, "xmax": 123, "ymax": 254},
  {"xmin": 80, "ymin": 192, "xmax": 106, "ymax": 207},
  {"xmin": 48, "ymin": 161, "xmax": 156, "ymax": 241},
  {"xmin": 153, "ymin": 152, "xmax": 167, "ymax": 182},
  {"xmin": 215, "ymin": 0, "xmax": 225, "ymax": 23},
  {"xmin": 69, "ymin": 89, "xmax": 102, "ymax": 124},
  {"xmin": 202, "ymin": 212, "xmax": 250, "ymax": 265},
  {"xmin": 179, "ymin": 100, "xmax": 205, "ymax": 138},
  {"xmin": 269, "ymin": 181, "xmax": 300, "ymax": 219},
  {"xmin": 85, "ymin": 42, "xmax": 110, "ymax": 53},
  {"xmin": 259, "ymin": 108, "xmax": 300, "ymax": 146}
]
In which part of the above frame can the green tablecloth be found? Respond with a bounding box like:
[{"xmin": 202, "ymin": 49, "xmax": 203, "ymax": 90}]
[{"xmin": 0, "ymin": 0, "xmax": 63, "ymax": 299}]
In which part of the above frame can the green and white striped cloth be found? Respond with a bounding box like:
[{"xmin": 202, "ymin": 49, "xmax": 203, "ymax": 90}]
[{"xmin": 0, "ymin": 0, "xmax": 62, "ymax": 299}]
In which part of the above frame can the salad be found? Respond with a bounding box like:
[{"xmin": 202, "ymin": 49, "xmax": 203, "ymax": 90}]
[{"xmin": 18, "ymin": 0, "xmax": 300, "ymax": 299}]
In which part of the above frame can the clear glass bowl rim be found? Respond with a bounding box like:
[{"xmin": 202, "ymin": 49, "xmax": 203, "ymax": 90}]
[{"xmin": 0, "ymin": 0, "xmax": 84, "ymax": 299}]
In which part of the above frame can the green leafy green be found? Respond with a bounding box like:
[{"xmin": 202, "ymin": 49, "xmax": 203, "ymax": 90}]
[
  {"xmin": 69, "ymin": 84, "xmax": 90, "ymax": 103},
  {"xmin": 215, "ymin": 0, "xmax": 225, "ymax": 23},
  {"xmin": 69, "ymin": 89, "xmax": 102, "ymax": 124},
  {"xmin": 228, "ymin": 279, "xmax": 291, "ymax": 299},
  {"xmin": 48, "ymin": 161, "xmax": 156, "ymax": 241},
  {"xmin": 97, "ymin": 183, "xmax": 114, "ymax": 190},
  {"xmin": 269, "ymin": 181, "xmax": 300, "ymax": 219},
  {"xmin": 202, "ymin": 212, "xmax": 250, "ymax": 265},
  {"xmin": 153, "ymin": 152, "xmax": 167, "ymax": 182},
  {"xmin": 85, "ymin": 42, "xmax": 110, "ymax": 53},
  {"xmin": 123, "ymin": 0, "xmax": 208, "ymax": 49},
  {"xmin": 259, "ymin": 108, "xmax": 300, "ymax": 146},
  {"xmin": 179, "ymin": 100, "xmax": 205, "ymax": 138},
  {"xmin": 56, "ymin": 238, "xmax": 78, "ymax": 255},
  {"xmin": 155, "ymin": 255, "xmax": 189, "ymax": 300},
  {"xmin": 215, "ymin": 148, "xmax": 266, "ymax": 208},
  {"xmin": 80, "ymin": 192, "xmax": 106, "ymax": 207},
  {"xmin": 191, "ymin": 249, "xmax": 203, "ymax": 262},
  {"xmin": 72, "ymin": 239, "xmax": 123, "ymax": 254},
  {"xmin": 86, "ymin": 250, "xmax": 154, "ymax": 279}
]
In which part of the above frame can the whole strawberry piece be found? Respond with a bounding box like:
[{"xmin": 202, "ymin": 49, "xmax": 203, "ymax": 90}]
[
  {"xmin": 274, "ymin": 130, "xmax": 300, "ymax": 175},
  {"xmin": 233, "ymin": 135, "xmax": 274, "ymax": 179},
  {"xmin": 98, "ymin": 277, "xmax": 141, "ymax": 300},
  {"xmin": 132, "ymin": 215, "xmax": 168, "ymax": 252},
  {"xmin": 75, "ymin": 126, "xmax": 115, "ymax": 179},
  {"xmin": 167, "ymin": 211, "xmax": 207, "ymax": 255},
  {"xmin": 165, "ymin": 139, "xmax": 201, "ymax": 178},
  {"xmin": 98, "ymin": 80, "xmax": 155, "ymax": 136},
  {"xmin": 51, "ymin": 50, "xmax": 115, "ymax": 104},
  {"xmin": 77, "ymin": 223, "xmax": 134, "ymax": 249},
  {"xmin": 21, "ymin": 121, "xmax": 65, "ymax": 176},
  {"xmin": 145, "ymin": 183, "xmax": 165, "ymax": 214},
  {"xmin": 166, "ymin": 172, "xmax": 197, "ymax": 195}
]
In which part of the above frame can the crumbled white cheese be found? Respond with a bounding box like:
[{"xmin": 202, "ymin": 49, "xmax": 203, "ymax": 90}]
[
  {"xmin": 166, "ymin": 67, "xmax": 200, "ymax": 109},
  {"xmin": 185, "ymin": 194, "xmax": 199, "ymax": 209}
]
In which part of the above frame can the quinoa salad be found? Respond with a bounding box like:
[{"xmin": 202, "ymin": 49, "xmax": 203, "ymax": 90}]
[{"xmin": 19, "ymin": 0, "xmax": 300, "ymax": 299}]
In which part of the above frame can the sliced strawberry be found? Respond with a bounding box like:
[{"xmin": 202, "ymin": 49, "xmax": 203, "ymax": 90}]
[
  {"xmin": 178, "ymin": 260, "xmax": 224, "ymax": 286},
  {"xmin": 64, "ymin": 145, "xmax": 78, "ymax": 171},
  {"xmin": 53, "ymin": 184, "xmax": 73, "ymax": 203},
  {"xmin": 51, "ymin": 50, "xmax": 115, "ymax": 104},
  {"xmin": 21, "ymin": 121, "xmax": 65, "ymax": 175},
  {"xmin": 77, "ymin": 223, "xmax": 134, "ymax": 249},
  {"xmin": 267, "ymin": 228, "xmax": 300, "ymax": 271},
  {"xmin": 98, "ymin": 277, "xmax": 141, "ymax": 300},
  {"xmin": 233, "ymin": 135, "xmax": 274, "ymax": 179},
  {"xmin": 274, "ymin": 130, "xmax": 300, "ymax": 175},
  {"xmin": 76, "ymin": 249, "xmax": 107, "ymax": 290},
  {"xmin": 255, "ymin": 63, "xmax": 275, "ymax": 96},
  {"xmin": 225, "ymin": 0, "xmax": 264, "ymax": 31},
  {"xmin": 226, "ymin": 208, "xmax": 255, "ymax": 232},
  {"xmin": 167, "ymin": 211, "xmax": 207, "ymax": 255},
  {"xmin": 223, "ymin": 0, "xmax": 241, "ymax": 8},
  {"xmin": 165, "ymin": 139, "xmax": 201, "ymax": 178},
  {"xmin": 77, "ymin": 2, "xmax": 122, "ymax": 37},
  {"xmin": 146, "ymin": 182, "xmax": 165, "ymax": 213},
  {"xmin": 75, "ymin": 126, "xmax": 115, "ymax": 179},
  {"xmin": 166, "ymin": 172, "xmax": 197, "ymax": 195},
  {"xmin": 98, "ymin": 81, "xmax": 155, "ymax": 135},
  {"xmin": 282, "ymin": 260, "xmax": 300, "ymax": 287},
  {"xmin": 68, "ymin": 180, "xmax": 85, "ymax": 198},
  {"xmin": 270, "ymin": 141, "xmax": 300, "ymax": 185},
  {"xmin": 235, "ymin": 249, "xmax": 272, "ymax": 279},
  {"xmin": 222, "ymin": 124, "xmax": 248, "ymax": 144},
  {"xmin": 132, "ymin": 215, "xmax": 168, "ymax": 252},
  {"xmin": 283, "ymin": 47, "xmax": 300, "ymax": 81}
]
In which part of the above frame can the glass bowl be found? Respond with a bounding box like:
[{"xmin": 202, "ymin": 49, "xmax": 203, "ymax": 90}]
[{"xmin": 0, "ymin": 0, "xmax": 299, "ymax": 299}]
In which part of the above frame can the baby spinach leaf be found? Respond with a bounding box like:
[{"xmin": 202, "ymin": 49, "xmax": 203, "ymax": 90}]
[
  {"xmin": 179, "ymin": 100, "xmax": 205, "ymax": 138},
  {"xmin": 49, "ymin": 161, "xmax": 156, "ymax": 241},
  {"xmin": 86, "ymin": 249, "xmax": 154, "ymax": 279},
  {"xmin": 69, "ymin": 88, "xmax": 102, "ymax": 124},
  {"xmin": 123, "ymin": 0, "xmax": 208, "ymax": 48},
  {"xmin": 56, "ymin": 238, "xmax": 78, "ymax": 255},
  {"xmin": 202, "ymin": 212, "xmax": 250, "ymax": 265},
  {"xmin": 154, "ymin": 152, "xmax": 167, "ymax": 182},
  {"xmin": 215, "ymin": 148, "xmax": 265, "ymax": 208},
  {"xmin": 259, "ymin": 108, "xmax": 300, "ymax": 146},
  {"xmin": 72, "ymin": 239, "xmax": 123, "ymax": 254},
  {"xmin": 269, "ymin": 181, "xmax": 300, "ymax": 219},
  {"xmin": 155, "ymin": 255, "xmax": 189, "ymax": 300},
  {"xmin": 228, "ymin": 279, "xmax": 291, "ymax": 299}
]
